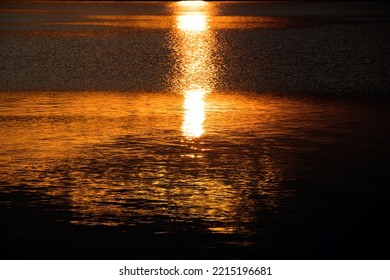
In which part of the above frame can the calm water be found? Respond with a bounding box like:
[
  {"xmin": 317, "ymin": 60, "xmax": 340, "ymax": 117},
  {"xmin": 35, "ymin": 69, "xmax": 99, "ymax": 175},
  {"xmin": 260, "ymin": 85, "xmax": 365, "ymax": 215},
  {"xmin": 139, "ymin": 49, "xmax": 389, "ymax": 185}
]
[{"xmin": 1, "ymin": 1, "xmax": 390, "ymax": 259}]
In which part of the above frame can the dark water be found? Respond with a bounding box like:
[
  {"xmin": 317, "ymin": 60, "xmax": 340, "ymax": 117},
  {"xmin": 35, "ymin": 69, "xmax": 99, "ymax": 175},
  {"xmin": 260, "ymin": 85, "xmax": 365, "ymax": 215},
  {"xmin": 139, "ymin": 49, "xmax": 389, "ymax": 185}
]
[{"xmin": 0, "ymin": 1, "xmax": 390, "ymax": 259}]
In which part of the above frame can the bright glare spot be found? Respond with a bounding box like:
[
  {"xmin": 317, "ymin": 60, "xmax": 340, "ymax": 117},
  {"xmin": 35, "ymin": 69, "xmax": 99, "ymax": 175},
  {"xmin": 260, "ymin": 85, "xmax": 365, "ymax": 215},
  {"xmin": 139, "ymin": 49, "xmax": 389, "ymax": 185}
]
[
  {"xmin": 182, "ymin": 89, "xmax": 207, "ymax": 138},
  {"xmin": 179, "ymin": 0, "xmax": 206, "ymax": 7},
  {"xmin": 177, "ymin": 14, "xmax": 207, "ymax": 32}
]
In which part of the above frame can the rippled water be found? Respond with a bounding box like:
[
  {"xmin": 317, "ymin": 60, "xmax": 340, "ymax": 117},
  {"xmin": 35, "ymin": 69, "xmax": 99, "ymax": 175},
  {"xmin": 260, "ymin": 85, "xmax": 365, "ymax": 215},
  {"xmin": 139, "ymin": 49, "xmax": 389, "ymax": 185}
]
[{"xmin": 1, "ymin": 1, "xmax": 390, "ymax": 259}]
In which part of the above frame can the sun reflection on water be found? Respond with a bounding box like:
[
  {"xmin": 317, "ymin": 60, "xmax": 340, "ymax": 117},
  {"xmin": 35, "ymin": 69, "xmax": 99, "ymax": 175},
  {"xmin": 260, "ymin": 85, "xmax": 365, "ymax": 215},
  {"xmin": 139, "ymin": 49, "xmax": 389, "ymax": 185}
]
[
  {"xmin": 172, "ymin": 2, "xmax": 260, "ymax": 235},
  {"xmin": 174, "ymin": 1, "xmax": 214, "ymax": 140},
  {"xmin": 178, "ymin": 0, "xmax": 207, "ymax": 8},
  {"xmin": 182, "ymin": 89, "xmax": 207, "ymax": 139},
  {"xmin": 177, "ymin": 14, "xmax": 208, "ymax": 32}
]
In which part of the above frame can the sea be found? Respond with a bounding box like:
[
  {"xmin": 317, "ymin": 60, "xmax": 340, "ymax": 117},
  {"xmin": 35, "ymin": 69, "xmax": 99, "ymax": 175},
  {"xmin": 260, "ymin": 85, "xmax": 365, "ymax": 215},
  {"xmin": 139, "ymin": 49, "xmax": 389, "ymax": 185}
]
[{"xmin": 0, "ymin": 1, "xmax": 390, "ymax": 259}]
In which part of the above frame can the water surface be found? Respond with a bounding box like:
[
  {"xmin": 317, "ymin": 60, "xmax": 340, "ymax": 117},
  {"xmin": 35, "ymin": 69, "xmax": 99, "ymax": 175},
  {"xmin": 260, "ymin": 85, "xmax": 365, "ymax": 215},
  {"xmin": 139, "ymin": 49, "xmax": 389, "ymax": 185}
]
[{"xmin": 1, "ymin": 1, "xmax": 390, "ymax": 259}]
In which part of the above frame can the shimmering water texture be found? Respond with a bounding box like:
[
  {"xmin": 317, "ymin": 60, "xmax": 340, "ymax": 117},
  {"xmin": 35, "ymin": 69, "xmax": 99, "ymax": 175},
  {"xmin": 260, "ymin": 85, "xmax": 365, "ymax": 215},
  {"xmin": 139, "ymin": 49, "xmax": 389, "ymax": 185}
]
[{"xmin": 1, "ymin": 1, "xmax": 390, "ymax": 259}]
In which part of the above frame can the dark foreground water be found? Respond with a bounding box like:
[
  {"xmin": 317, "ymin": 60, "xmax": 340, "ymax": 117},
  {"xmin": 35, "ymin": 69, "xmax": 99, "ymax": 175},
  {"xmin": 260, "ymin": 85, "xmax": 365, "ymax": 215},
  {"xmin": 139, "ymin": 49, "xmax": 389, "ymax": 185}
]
[{"xmin": 1, "ymin": 1, "xmax": 390, "ymax": 259}]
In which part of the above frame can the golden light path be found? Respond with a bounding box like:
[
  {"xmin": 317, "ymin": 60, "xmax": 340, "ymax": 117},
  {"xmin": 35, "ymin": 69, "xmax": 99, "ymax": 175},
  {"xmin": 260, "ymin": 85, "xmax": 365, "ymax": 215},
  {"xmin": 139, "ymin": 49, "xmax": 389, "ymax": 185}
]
[
  {"xmin": 173, "ymin": 2, "xmax": 255, "ymax": 234},
  {"xmin": 178, "ymin": 0, "xmax": 207, "ymax": 8},
  {"xmin": 177, "ymin": 14, "xmax": 207, "ymax": 32},
  {"xmin": 175, "ymin": 0, "xmax": 211, "ymax": 140},
  {"xmin": 182, "ymin": 89, "xmax": 207, "ymax": 138}
]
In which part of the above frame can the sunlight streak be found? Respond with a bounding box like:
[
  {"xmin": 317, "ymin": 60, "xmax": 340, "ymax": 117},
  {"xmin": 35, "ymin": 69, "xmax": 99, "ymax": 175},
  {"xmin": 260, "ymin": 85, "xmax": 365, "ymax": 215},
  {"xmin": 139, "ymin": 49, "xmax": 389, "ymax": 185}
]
[
  {"xmin": 178, "ymin": 0, "xmax": 206, "ymax": 8},
  {"xmin": 174, "ymin": 1, "xmax": 213, "ymax": 139},
  {"xmin": 177, "ymin": 14, "xmax": 208, "ymax": 32},
  {"xmin": 182, "ymin": 89, "xmax": 207, "ymax": 138}
]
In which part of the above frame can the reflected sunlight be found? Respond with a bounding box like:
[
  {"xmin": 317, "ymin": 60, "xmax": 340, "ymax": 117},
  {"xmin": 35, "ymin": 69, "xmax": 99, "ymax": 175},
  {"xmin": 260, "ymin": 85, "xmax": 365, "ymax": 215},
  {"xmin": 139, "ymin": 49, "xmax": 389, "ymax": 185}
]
[
  {"xmin": 178, "ymin": 0, "xmax": 206, "ymax": 8},
  {"xmin": 173, "ymin": 1, "xmax": 213, "ymax": 140},
  {"xmin": 177, "ymin": 14, "xmax": 207, "ymax": 32},
  {"xmin": 182, "ymin": 89, "xmax": 207, "ymax": 138}
]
